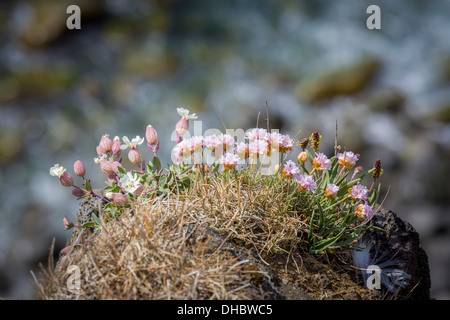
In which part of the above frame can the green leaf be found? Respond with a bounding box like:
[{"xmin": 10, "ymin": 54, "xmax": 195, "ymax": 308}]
[
  {"xmin": 117, "ymin": 166, "xmax": 127, "ymax": 177},
  {"xmin": 153, "ymin": 157, "xmax": 161, "ymax": 171},
  {"xmin": 82, "ymin": 222, "xmax": 95, "ymax": 228}
]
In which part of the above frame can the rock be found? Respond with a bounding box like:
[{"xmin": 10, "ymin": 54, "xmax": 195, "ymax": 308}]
[
  {"xmin": 366, "ymin": 88, "xmax": 406, "ymax": 114},
  {"xmin": 361, "ymin": 208, "xmax": 431, "ymax": 299},
  {"xmin": 20, "ymin": 0, "xmax": 106, "ymax": 48},
  {"xmin": 296, "ymin": 58, "xmax": 382, "ymax": 103},
  {"xmin": 424, "ymin": 104, "xmax": 450, "ymax": 123}
]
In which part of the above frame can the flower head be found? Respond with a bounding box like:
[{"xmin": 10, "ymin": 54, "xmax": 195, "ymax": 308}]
[
  {"xmin": 337, "ymin": 151, "xmax": 359, "ymax": 170},
  {"xmin": 282, "ymin": 160, "xmax": 300, "ymax": 179},
  {"xmin": 218, "ymin": 152, "xmax": 240, "ymax": 170},
  {"xmin": 63, "ymin": 216, "xmax": 75, "ymax": 230},
  {"xmin": 356, "ymin": 203, "xmax": 374, "ymax": 220},
  {"xmin": 119, "ymin": 171, "xmax": 142, "ymax": 194},
  {"xmin": 349, "ymin": 183, "xmax": 369, "ymax": 201},
  {"xmin": 246, "ymin": 128, "xmax": 269, "ymax": 142},
  {"xmin": 248, "ymin": 139, "xmax": 268, "ymax": 159},
  {"xmin": 121, "ymin": 136, "xmax": 145, "ymax": 150},
  {"xmin": 177, "ymin": 107, "xmax": 198, "ymax": 120},
  {"xmin": 235, "ymin": 142, "xmax": 248, "ymax": 160},
  {"xmin": 50, "ymin": 164, "xmax": 66, "ymax": 177},
  {"xmin": 295, "ymin": 174, "xmax": 317, "ymax": 192},
  {"xmin": 312, "ymin": 152, "xmax": 331, "ymax": 171},
  {"xmin": 325, "ymin": 183, "xmax": 339, "ymax": 199},
  {"xmin": 204, "ymin": 135, "xmax": 221, "ymax": 151}
]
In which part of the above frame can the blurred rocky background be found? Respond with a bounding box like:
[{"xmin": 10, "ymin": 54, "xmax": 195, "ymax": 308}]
[{"xmin": 0, "ymin": 0, "xmax": 448, "ymax": 299}]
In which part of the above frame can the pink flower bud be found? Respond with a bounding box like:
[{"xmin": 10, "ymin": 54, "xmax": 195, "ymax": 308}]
[
  {"xmin": 176, "ymin": 117, "xmax": 189, "ymax": 136},
  {"xmin": 112, "ymin": 138, "xmax": 122, "ymax": 156},
  {"xmin": 107, "ymin": 174, "xmax": 116, "ymax": 183},
  {"xmin": 73, "ymin": 160, "xmax": 86, "ymax": 177},
  {"xmin": 99, "ymin": 134, "xmax": 113, "ymax": 153},
  {"xmin": 100, "ymin": 160, "xmax": 114, "ymax": 174},
  {"xmin": 146, "ymin": 125, "xmax": 158, "ymax": 145},
  {"xmin": 96, "ymin": 145, "xmax": 106, "ymax": 156},
  {"xmin": 72, "ymin": 187, "xmax": 85, "ymax": 197},
  {"xmin": 60, "ymin": 246, "xmax": 73, "ymax": 255},
  {"xmin": 59, "ymin": 172, "xmax": 74, "ymax": 187},
  {"xmin": 111, "ymin": 193, "xmax": 128, "ymax": 206},
  {"xmin": 133, "ymin": 184, "xmax": 144, "ymax": 196},
  {"xmin": 111, "ymin": 161, "xmax": 123, "ymax": 174},
  {"xmin": 128, "ymin": 147, "xmax": 142, "ymax": 165}
]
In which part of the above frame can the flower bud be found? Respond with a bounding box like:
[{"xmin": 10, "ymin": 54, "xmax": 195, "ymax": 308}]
[
  {"xmin": 111, "ymin": 193, "xmax": 128, "ymax": 206},
  {"xmin": 133, "ymin": 184, "xmax": 144, "ymax": 196},
  {"xmin": 107, "ymin": 174, "xmax": 116, "ymax": 184},
  {"xmin": 99, "ymin": 134, "xmax": 113, "ymax": 153},
  {"xmin": 146, "ymin": 125, "xmax": 158, "ymax": 145},
  {"xmin": 100, "ymin": 160, "xmax": 114, "ymax": 174},
  {"xmin": 73, "ymin": 160, "xmax": 86, "ymax": 177},
  {"xmin": 111, "ymin": 161, "xmax": 123, "ymax": 174},
  {"xmin": 128, "ymin": 147, "xmax": 142, "ymax": 165},
  {"xmin": 299, "ymin": 138, "xmax": 309, "ymax": 150},
  {"xmin": 372, "ymin": 158, "xmax": 383, "ymax": 180},
  {"xmin": 59, "ymin": 172, "xmax": 74, "ymax": 187},
  {"xmin": 176, "ymin": 117, "xmax": 189, "ymax": 136},
  {"xmin": 96, "ymin": 145, "xmax": 106, "ymax": 157},
  {"xmin": 72, "ymin": 187, "xmax": 85, "ymax": 197},
  {"xmin": 297, "ymin": 151, "xmax": 308, "ymax": 163},
  {"xmin": 112, "ymin": 136, "xmax": 122, "ymax": 156},
  {"xmin": 63, "ymin": 215, "xmax": 75, "ymax": 230},
  {"xmin": 60, "ymin": 246, "xmax": 73, "ymax": 255},
  {"xmin": 274, "ymin": 164, "xmax": 280, "ymax": 174}
]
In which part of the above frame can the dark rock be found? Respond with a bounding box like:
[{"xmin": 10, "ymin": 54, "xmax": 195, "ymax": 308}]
[{"xmin": 362, "ymin": 208, "xmax": 431, "ymax": 299}]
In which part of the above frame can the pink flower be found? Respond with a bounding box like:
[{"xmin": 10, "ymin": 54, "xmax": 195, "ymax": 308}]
[
  {"xmin": 189, "ymin": 136, "xmax": 204, "ymax": 153},
  {"xmin": 280, "ymin": 134, "xmax": 294, "ymax": 152},
  {"xmin": 174, "ymin": 139, "xmax": 192, "ymax": 159},
  {"xmin": 349, "ymin": 183, "xmax": 368, "ymax": 201},
  {"xmin": 235, "ymin": 142, "xmax": 248, "ymax": 160},
  {"xmin": 312, "ymin": 153, "xmax": 331, "ymax": 171},
  {"xmin": 72, "ymin": 187, "xmax": 85, "ymax": 197},
  {"xmin": 325, "ymin": 183, "xmax": 339, "ymax": 199},
  {"xmin": 337, "ymin": 151, "xmax": 359, "ymax": 170},
  {"xmin": 282, "ymin": 160, "xmax": 300, "ymax": 179},
  {"xmin": 204, "ymin": 135, "xmax": 220, "ymax": 151},
  {"xmin": 73, "ymin": 160, "xmax": 86, "ymax": 177},
  {"xmin": 218, "ymin": 133, "xmax": 235, "ymax": 152},
  {"xmin": 63, "ymin": 215, "xmax": 75, "ymax": 230},
  {"xmin": 247, "ymin": 128, "xmax": 269, "ymax": 142},
  {"xmin": 295, "ymin": 174, "xmax": 317, "ymax": 192},
  {"xmin": 218, "ymin": 152, "xmax": 240, "ymax": 170},
  {"xmin": 248, "ymin": 139, "xmax": 268, "ymax": 159},
  {"xmin": 356, "ymin": 203, "xmax": 373, "ymax": 220}
]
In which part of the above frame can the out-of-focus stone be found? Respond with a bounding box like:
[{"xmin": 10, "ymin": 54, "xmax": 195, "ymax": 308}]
[
  {"xmin": 296, "ymin": 58, "xmax": 382, "ymax": 103},
  {"xmin": 20, "ymin": 0, "xmax": 106, "ymax": 48},
  {"xmin": 367, "ymin": 88, "xmax": 406, "ymax": 114}
]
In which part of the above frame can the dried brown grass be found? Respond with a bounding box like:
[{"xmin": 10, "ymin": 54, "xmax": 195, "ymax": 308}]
[{"xmin": 34, "ymin": 171, "xmax": 374, "ymax": 300}]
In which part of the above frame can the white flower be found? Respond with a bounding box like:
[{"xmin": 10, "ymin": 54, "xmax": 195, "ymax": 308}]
[
  {"xmin": 121, "ymin": 135, "xmax": 145, "ymax": 150},
  {"xmin": 119, "ymin": 171, "xmax": 141, "ymax": 194},
  {"xmin": 50, "ymin": 164, "xmax": 66, "ymax": 177},
  {"xmin": 94, "ymin": 154, "xmax": 107, "ymax": 164},
  {"xmin": 177, "ymin": 107, "xmax": 198, "ymax": 120}
]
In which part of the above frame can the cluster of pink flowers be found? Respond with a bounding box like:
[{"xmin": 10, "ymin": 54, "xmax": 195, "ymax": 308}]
[{"xmin": 173, "ymin": 126, "xmax": 294, "ymax": 170}]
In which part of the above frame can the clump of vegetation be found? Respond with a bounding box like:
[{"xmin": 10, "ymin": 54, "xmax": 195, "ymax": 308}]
[{"xmin": 36, "ymin": 107, "xmax": 386, "ymax": 299}]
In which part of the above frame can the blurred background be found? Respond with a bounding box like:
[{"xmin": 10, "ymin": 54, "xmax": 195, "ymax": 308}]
[{"xmin": 0, "ymin": 0, "xmax": 449, "ymax": 299}]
